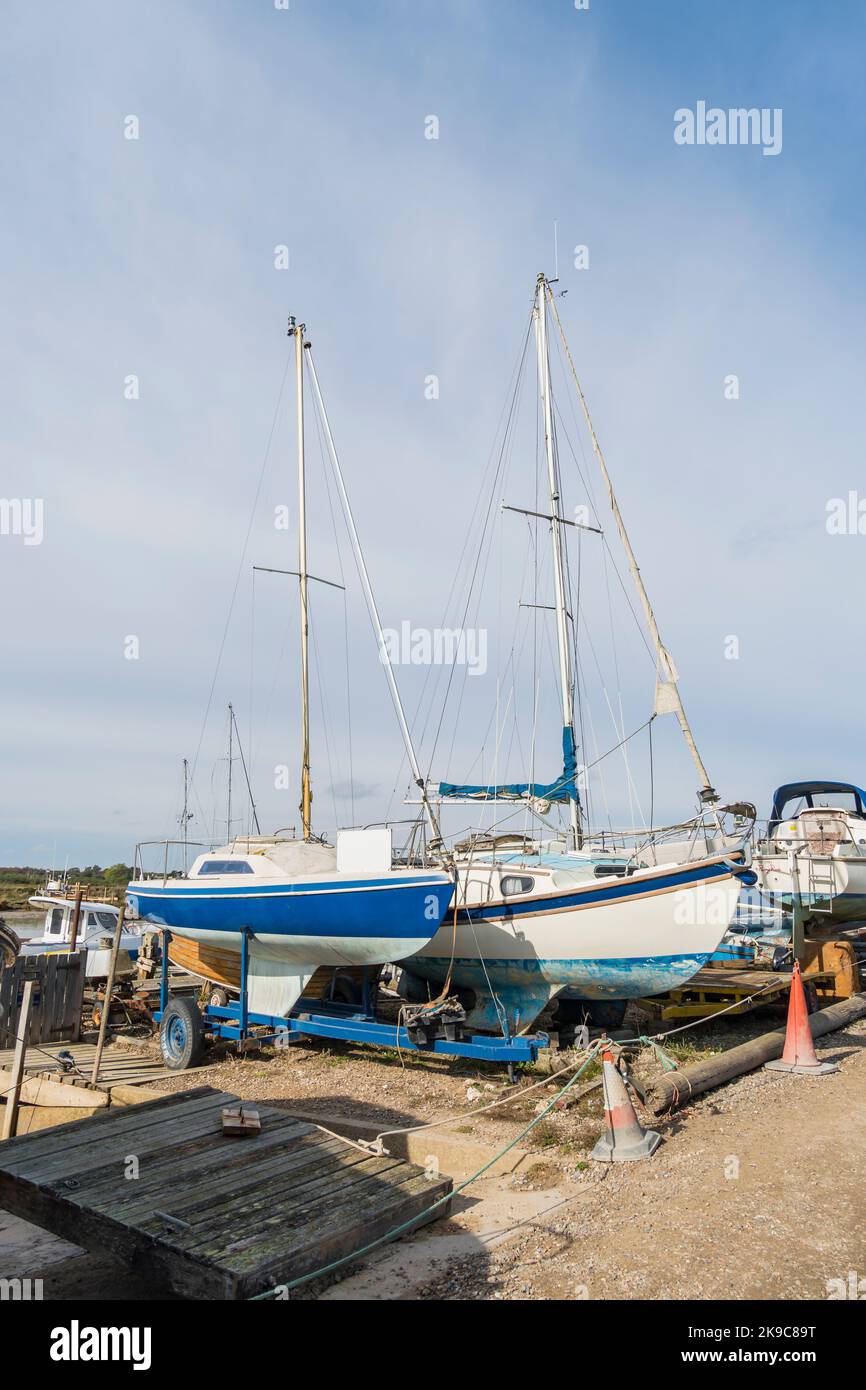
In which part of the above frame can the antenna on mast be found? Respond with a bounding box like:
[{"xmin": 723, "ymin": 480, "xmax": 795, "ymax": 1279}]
[
  {"xmin": 226, "ymin": 703, "xmax": 234, "ymax": 844},
  {"xmin": 179, "ymin": 758, "xmax": 193, "ymax": 870}
]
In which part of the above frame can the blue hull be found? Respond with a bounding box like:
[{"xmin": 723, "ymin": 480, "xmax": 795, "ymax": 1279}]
[{"xmin": 127, "ymin": 875, "xmax": 453, "ymax": 943}]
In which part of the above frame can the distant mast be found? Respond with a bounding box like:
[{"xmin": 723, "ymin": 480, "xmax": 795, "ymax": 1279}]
[{"xmin": 535, "ymin": 273, "xmax": 583, "ymax": 849}]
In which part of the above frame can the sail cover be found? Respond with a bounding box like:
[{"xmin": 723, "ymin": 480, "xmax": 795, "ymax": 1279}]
[{"xmin": 438, "ymin": 727, "xmax": 581, "ymax": 804}]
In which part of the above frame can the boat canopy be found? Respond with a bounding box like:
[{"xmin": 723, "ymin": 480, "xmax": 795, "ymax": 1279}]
[
  {"xmin": 438, "ymin": 726, "xmax": 581, "ymax": 805},
  {"xmin": 768, "ymin": 780, "xmax": 866, "ymax": 832}
]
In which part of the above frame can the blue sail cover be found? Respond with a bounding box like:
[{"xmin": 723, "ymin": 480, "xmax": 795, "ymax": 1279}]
[{"xmin": 438, "ymin": 727, "xmax": 580, "ymax": 805}]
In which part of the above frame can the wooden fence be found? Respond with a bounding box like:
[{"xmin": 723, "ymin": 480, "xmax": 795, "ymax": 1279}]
[{"xmin": 0, "ymin": 951, "xmax": 85, "ymax": 1047}]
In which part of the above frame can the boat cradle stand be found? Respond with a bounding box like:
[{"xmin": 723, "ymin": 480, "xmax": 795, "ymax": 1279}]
[{"xmin": 155, "ymin": 929, "xmax": 550, "ymax": 1073}]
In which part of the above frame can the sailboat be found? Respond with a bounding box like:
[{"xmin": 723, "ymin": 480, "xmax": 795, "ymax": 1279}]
[
  {"xmin": 398, "ymin": 274, "xmax": 754, "ymax": 1032},
  {"xmin": 127, "ymin": 319, "xmax": 454, "ymax": 1020}
]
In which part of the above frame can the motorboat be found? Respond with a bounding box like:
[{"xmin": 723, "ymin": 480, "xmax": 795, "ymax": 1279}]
[
  {"xmin": 24, "ymin": 893, "xmax": 141, "ymax": 978},
  {"xmin": 754, "ymin": 781, "xmax": 866, "ymax": 923}
]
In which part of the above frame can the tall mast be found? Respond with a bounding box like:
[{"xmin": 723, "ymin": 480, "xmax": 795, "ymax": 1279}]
[
  {"xmin": 305, "ymin": 344, "xmax": 448, "ymax": 858},
  {"xmin": 293, "ymin": 320, "xmax": 313, "ymax": 841},
  {"xmin": 545, "ymin": 284, "xmax": 717, "ymax": 808},
  {"xmin": 535, "ymin": 273, "xmax": 582, "ymax": 849},
  {"xmin": 226, "ymin": 703, "xmax": 233, "ymax": 844}
]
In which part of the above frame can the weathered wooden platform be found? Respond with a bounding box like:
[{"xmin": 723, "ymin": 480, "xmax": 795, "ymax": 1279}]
[
  {"xmin": 0, "ymin": 1040, "xmax": 187, "ymax": 1093},
  {"xmin": 0, "ymin": 1086, "xmax": 452, "ymax": 1299}
]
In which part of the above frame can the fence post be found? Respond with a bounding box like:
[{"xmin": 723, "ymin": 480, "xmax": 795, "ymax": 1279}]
[
  {"xmin": 90, "ymin": 902, "xmax": 126, "ymax": 1086},
  {"xmin": 2, "ymin": 979, "xmax": 35, "ymax": 1140}
]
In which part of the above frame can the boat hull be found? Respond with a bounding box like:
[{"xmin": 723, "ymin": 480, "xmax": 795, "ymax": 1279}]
[
  {"xmin": 402, "ymin": 853, "xmax": 745, "ymax": 1031},
  {"xmin": 127, "ymin": 872, "xmax": 453, "ymax": 1017},
  {"xmin": 755, "ymin": 852, "xmax": 866, "ymax": 923}
]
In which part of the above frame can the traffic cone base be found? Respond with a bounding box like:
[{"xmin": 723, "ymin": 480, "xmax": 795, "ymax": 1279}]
[
  {"xmin": 764, "ymin": 959, "xmax": 839, "ymax": 1078},
  {"xmin": 765, "ymin": 1057, "xmax": 838, "ymax": 1076},
  {"xmin": 591, "ymin": 1051, "xmax": 662, "ymax": 1163}
]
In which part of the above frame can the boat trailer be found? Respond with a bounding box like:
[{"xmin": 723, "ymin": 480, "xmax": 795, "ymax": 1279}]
[{"xmin": 154, "ymin": 929, "xmax": 549, "ymax": 1074}]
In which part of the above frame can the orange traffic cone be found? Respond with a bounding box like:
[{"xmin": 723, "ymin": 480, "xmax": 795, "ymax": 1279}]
[
  {"xmin": 590, "ymin": 1050, "xmax": 661, "ymax": 1162},
  {"xmin": 765, "ymin": 960, "xmax": 839, "ymax": 1076}
]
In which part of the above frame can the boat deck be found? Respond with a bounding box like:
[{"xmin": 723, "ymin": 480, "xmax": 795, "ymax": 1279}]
[{"xmin": 0, "ymin": 1086, "xmax": 452, "ymax": 1299}]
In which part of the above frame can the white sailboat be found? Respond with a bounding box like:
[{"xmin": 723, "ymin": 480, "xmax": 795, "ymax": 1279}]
[{"xmin": 399, "ymin": 274, "xmax": 753, "ymax": 1032}]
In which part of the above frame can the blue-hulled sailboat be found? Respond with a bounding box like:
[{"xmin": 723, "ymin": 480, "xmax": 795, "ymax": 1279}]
[{"xmin": 128, "ymin": 320, "xmax": 454, "ymax": 1018}]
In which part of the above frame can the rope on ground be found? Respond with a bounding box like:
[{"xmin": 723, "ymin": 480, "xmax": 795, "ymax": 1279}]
[
  {"xmin": 250, "ymin": 1040, "xmax": 606, "ymax": 1300},
  {"xmin": 254, "ymin": 974, "xmax": 799, "ymax": 1297},
  {"xmin": 353, "ymin": 1045, "xmax": 600, "ymax": 1153},
  {"xmin": 311, "ymin": 978, "xmax": 788, "ymax": 1159}
]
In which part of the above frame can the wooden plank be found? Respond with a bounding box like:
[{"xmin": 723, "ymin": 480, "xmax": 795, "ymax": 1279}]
[
  {"xmin": 0, "ymin": 1066, "xmax": 108, "ymax": 1109},
  {"xmin": 0, "ymin": 1094, "xmax": 244, "ymax": 1183},
  {"xmin": 231, "ymin": 1171, "xmax": 452, "ymax": 1299},
  {"xmin": 164, "ymin": 1149, "xmax": 407, "ymax": 1251},
  {"xmin": 0, "ymin": 1087, "xmax": 235, "ymax": 1171},
  {"xmin": 52, "ymin": 1117, "xmax": 316, "ymax": 1215}
]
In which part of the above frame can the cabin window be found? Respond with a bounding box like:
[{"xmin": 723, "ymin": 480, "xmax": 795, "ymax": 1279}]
[
  {"xmin": 197, "ymin": 859, "xmax": 255, "ymax": 875},
  {"xmin": 95, "ymin": 911, "xmax": 117, "ymax": 931},
  {"xmin": 47, "ymin": 908, "xmax": 64, "ymax": 935},
  {"xmin": 594, "ymin": 863, "xmax": 629, "ymax": 879},
  {"xmin": 500, "ymin": 874, "xmax": 535, "ymax": 896}
]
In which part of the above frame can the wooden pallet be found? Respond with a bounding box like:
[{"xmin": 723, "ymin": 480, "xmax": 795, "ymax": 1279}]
[
  {"xmin": 0, "ymin": 1041, "xmax": 186, "ymax": 1092},
  {"xmin": 638, "ymin": 967, "xmax": 834, "ymax": 1020},
  {"xmin": 0, "ymin": 1086, "xmax": 452, "ymax": 1299}
]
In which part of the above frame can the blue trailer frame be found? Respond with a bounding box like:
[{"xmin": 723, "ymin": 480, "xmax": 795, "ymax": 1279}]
[{"xmin": 155, "ymin": 928, "xmax": 549, "ymax": 1068}]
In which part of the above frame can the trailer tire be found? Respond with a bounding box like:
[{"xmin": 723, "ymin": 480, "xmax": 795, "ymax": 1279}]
[
  {"xmin": 160, "ymin": 998, "xmax": 206, "ymax": 1070},
  {"xmin": 208, "ymin": 986, "xmax": 230, "ymax": 1008}
]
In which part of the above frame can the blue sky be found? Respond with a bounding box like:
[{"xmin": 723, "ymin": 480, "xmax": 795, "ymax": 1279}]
[{"xmin": 2, "ymin": 1, "xmax": 865, "ymax": 866}]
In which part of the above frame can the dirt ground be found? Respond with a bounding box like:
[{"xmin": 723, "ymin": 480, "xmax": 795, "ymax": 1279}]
[{"xmin": 5, "ymin": 1007, "xmax": 865, "ymax": 1301}]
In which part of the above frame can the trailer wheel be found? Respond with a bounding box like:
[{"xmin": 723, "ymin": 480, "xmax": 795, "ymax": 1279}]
[
  {"xmin": 160, "ymin": 998, "xmax": 206, "ymax": 1070},
  {"xmin": 208, "ymin": 985, "xmax": 230, "ymax": 1008}
]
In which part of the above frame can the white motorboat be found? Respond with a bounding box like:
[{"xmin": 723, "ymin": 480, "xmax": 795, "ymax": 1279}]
[
  {"xmin": 24, "ymin": 893, "xmax": 141, "ymax": 978},
  {"xmin": 754, "ymin": 781, "xmax": 866, "ymax": 923}
]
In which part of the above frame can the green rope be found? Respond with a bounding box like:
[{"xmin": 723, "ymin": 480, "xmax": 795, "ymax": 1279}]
[
  {"xmin": 250, "ymin": 1041, "xmax": 604, "ymax": 1300},
  {"xmin": 649, "ymin": 1040, "xmax": 680, "ymax": 1073}
]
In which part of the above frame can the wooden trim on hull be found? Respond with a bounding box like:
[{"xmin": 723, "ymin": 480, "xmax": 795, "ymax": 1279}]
[
  {"xmin": 166, "ymin": 938, "xmax": 373, "ymax": 1001},
  {"xmin": 167, "ymin": 937, "xmax": 240, "ymax": 990}
]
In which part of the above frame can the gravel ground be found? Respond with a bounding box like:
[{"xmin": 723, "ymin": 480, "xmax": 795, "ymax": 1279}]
[{"xmin": 127, "ymin": 1008, "xmax": 866, "ymax": 1300}]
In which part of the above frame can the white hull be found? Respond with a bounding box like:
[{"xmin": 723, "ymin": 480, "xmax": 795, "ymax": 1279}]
[{"xmin": 405, "ymin": 853, "xmax": 745, "ymax": 1031}]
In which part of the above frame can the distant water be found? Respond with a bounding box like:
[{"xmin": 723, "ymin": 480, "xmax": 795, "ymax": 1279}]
[{"xmin": 3, "ymin": 908, "xmax": 44, "ymax": 942}]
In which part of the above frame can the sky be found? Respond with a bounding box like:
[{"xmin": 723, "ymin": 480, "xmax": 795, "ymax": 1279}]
[{"xmin": 2, "ymin": 0, "xmax": 865, "ymax": 867}]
